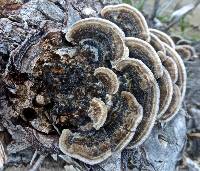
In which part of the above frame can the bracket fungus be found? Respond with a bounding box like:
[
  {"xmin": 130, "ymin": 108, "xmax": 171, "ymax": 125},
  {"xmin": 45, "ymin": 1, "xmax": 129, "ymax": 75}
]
[
  {"xmin": 149, "ymin": 29, "xmax": 176, "ymax": 49},
  {"xmin": 101, "ymin": 4, "xmax": 150, "ymax": 41},
  {"xmin": 0, "ymin": 3, "xmax": 187, "ymax": 166},
  {"xmin": 150, "ymin": 33, "xmax": 166, "ymax": 55},
  {"xmin": 88, "ymin": 97, "xmax": 108, "ymax": 130},
  {"xmin": 171, "ymin": 35, "xmax": 197, "ymax": 61},
  {"xmin": 176, "ymin": 45, "xmax": 198, "ymax": 61},
  {"xmin": 94, "ymin": 67, "xmax": 119, "ymax": 94},
  {"xmin": 115, "ymin": 58, "xmax": 159, "ymax": 147}
]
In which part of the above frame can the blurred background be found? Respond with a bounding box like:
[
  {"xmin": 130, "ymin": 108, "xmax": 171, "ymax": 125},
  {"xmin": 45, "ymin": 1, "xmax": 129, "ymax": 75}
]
[{"xmin": 122, "ymin": 0, "xmax": 200, "ymax": 41}]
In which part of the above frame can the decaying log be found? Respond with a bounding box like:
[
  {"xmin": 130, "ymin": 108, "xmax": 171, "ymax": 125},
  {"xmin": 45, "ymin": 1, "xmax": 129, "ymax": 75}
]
[{"xmin": 0, "ymin": 0, "xmax": 193, "ymax": 171}]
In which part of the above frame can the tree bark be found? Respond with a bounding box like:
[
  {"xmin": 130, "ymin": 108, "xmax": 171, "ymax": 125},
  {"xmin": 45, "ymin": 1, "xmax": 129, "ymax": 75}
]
[{"xmin": 0, "ymin": 0, "xmax": 190, "ymax": 171}]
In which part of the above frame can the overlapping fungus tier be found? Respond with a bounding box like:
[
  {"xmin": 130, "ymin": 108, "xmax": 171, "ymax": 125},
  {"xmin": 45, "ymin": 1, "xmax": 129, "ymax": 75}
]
[
  {"xmin": 101, "ymin": 4, "xmax": 149, "ymax": 41},
  {"xmin": 2, "ymin": 3, "xmax": 187, "ymax": 166}
]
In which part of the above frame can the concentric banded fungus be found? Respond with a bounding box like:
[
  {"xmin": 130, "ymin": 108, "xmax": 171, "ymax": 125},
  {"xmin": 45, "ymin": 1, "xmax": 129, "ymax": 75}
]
[
  {"xmin": 59, "ymin": 90, "xmax": 143, "ymax": 165},
  {"xmin": 171, "ymin": 35, "xmax": 182, "ymax": 44},
  {"xmin": 101, "ymin": 4, "xmax": 150, "ymax": 41},
  {"xmin": 65, "ymin": 17, "xmax": 129, "ymax": 63},
  {"xmin": 181, "ymin": 45, "xmax": 197, "ymax": 59},
  {"xmin": 149, "ymin": 29, "xmax": 176, "ymax": 49},
  {"xmin": 157, "ymin": 51, "xmax": 167, "ymax": 62},
  {"xmin": 159, "ymin": 84, "xmax": 182, "ymax": 122},
  {"xmin": 94, "ymin": 67, "xmax": 119, "ymax": 94},
  {"xmin": 59, "ymin": 129, "xmax": 112, "ymax": 165},
  {"xmin": 88, "ymin": 97, "xmax": 108, "ymax": 130},
  {"xmin": 175, "ymin": 45, "xmax": 192, "ymax": 61},
  {"xmin": 176, "ymin": 39, "xmax": 191, "ymax": 45},
  {"xmin": 150, "ymin": 33, "xmax": 166, "ymax": 55},
  {"xmin": 125, "ymin": 37, "xmax": 163, "ymax": 79},
  {"xmin": 157, "ymin": 68, "xmax": 173, "ymax": 118},
  {"xmin": 163, "ymin": 43, "xmax": 187, "ymax": 100},
  {"xmin": 115, "ymin": 59, "xmax": 159, "ymax": 148},
  {"xmin": 162, "ymin": 56, "xmax": 179, "ymax": 83},
  {"xmin": 176, "ymin": 45, "xmax": 197, "ymax": 61}
]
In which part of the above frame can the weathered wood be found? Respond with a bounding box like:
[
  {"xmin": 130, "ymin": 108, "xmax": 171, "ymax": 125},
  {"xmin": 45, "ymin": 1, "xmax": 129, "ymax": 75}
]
[{"xmin": 0, "ymin": 1, "xmax": 191, "ymax": 171}]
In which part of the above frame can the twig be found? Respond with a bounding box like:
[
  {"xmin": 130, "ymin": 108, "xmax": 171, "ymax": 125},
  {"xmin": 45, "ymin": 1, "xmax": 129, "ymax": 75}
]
[
  {"xmin": 151, "ymin": 0, "xmax": 160, "ymax": 20},
  {"xmin": 53, "ymin": 124, "xmax": 61, "ymax": 135},
  {"xmin": 28, "ymin": 154, "xmax": 46, "ymax": 171},
  {"xmin": 156, "ymin": 0, "xmax": 173, "ymax": 16},
  {"xmin": 173, "ymin": 1, "xmax": 181, "ymax": 11},
  {"xmin": 29, "ymin": 150, "xmax": 38, "ymax": 166},
  {"xmin": 165, "ymin": 1, "xmax": 200, "ymax": 31}
]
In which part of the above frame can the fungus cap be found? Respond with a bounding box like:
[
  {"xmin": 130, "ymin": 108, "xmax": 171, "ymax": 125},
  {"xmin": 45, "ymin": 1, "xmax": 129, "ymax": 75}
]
[
  {"xmin": 176, "ymin": 45, "xmax": 197, "ymax": 60},
  {"xmin": 175, "ymin": 45, "xmax": 192, "ymax": 61},
  {"xmin": 94, "ymin": 67, "xmax": 119, "ymax": 94},
  {"xmin": 149, "ymin": 29, "xmax": 176, "ymax": 49},
  {"xmin": 150, "ymin": 33, "xmax": 166, "ymax": 55},
  {"xmin": 164, "ymin": 43, "xmax": 187, "ymax": 100},
  {"xmin": 125, "ymin": 37, "xmax": 163, "ymax": 79},
  {"xmin": 157, "ymin": 67, "xmax": 173, "ymax": 118},
  {"xmin": 159, "ymin": 84, "xmax": 182, "ymax": 122},
  {"xmin": 101, "ymin": 4, "xmax": 150, "ymax": 41},
  {"xmin": 88, "ymin": 97, "xmax": 108, "ymax": 130},
  {"xmin": 65, "ymin": 17, "xmax": 129, "ymax": 63},
  {"xmin": 115, "ymin": 58, "xmax": 160, "ymax": 148},
  {"xmin": 59, "ymin": 90, "xmax": 143, "ymax": 165},
  {"xmin": 162, "ymin": 56, "xmax": 179, "ymax": 83}
]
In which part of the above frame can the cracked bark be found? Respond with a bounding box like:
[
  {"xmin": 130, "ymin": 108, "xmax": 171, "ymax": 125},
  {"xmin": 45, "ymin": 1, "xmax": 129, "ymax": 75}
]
[{"xmin": 0, "ymin": 0, "xmax": 191, "ymax": 171}]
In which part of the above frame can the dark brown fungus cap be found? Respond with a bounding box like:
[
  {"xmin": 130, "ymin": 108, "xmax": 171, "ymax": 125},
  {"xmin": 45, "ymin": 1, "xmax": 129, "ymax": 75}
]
[
  {"xmin": 125, "ymin": 37, "xmax": 163, "ymax": 79},
  {"xmin": 115, "ymin": 58, "xmax": 160, "ymax": 148},
  {"xmin": 150, "ymin": 33, "xmax": 166, "ymax": 55},
  {"xmin": 176, "ymin": 39, "xmax": 191, "ymax": 45},
  {"xmin": 157, "ymin": 51, "xmax": 167, "ymax": 62},
  {"xmin": 176, "ymin": 45, "xmax": 197, "ymax": 60},
  {"xmin": 94, "ymin": 67, "xmax": 119, "ymax": 94},
  {"xmin": 159, "ymin": 84, "xmax": 182, "ymax": 122},
  {"xmin": 101, "ymin": 4, "xmax": 150, "ymax": 41},
  {"xmin": 149, "ymin": 29, "xmax": 176, "ymax": 49},
  {"xmin": 171, "ymin": 35, "xmax": 182, "ymax": 44},
  {"xmin": 59, "ymin": 90, "xmax": 143, "ymax": 165},
  {"xmin": 164, "ymin": 43, "xmax": 187, "ymax": 100},
  {"xmin": 6, "ymin": 17, "xmax": 148, "ymax": 164},
  {"xmin": 175, "ymin": 45, "xmax": 192, "ymax": 61},
  {"xmin": 182, "ymin": 45, "xmax": 197, "ymax": 58},
  {"xmin": 88, "ymin": 97, "xmax": 108, "ymax": 130},
  {"xmin": 157, "ymin": 67, "xmax": 173, "ymax": 118},
  {"xmin": 65, "ymin": 18, "xmax": 129, "ymax": 64},
  {"xmin": 59, "ymin": 129, "xmax": 112, "ymax": 165},
  {"xmin": 162, "ymin": 56, "xmax": 178, "ymax": 84}
]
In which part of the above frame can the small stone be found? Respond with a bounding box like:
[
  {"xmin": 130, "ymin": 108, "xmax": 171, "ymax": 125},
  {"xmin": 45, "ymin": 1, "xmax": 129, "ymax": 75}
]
[{"xmin": 35, "ymin": 95, "xmax": 45, "ymax": 105}]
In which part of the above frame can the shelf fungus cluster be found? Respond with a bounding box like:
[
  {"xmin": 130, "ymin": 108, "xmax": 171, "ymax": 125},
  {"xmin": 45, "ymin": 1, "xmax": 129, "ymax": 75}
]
[
  {"xmin": 1, "ymin": 4, "xmax": 187, "ymax": 165},
  {"xmin": 171, "ymin": 35, "xmax": 198, "ymax": 61}
]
